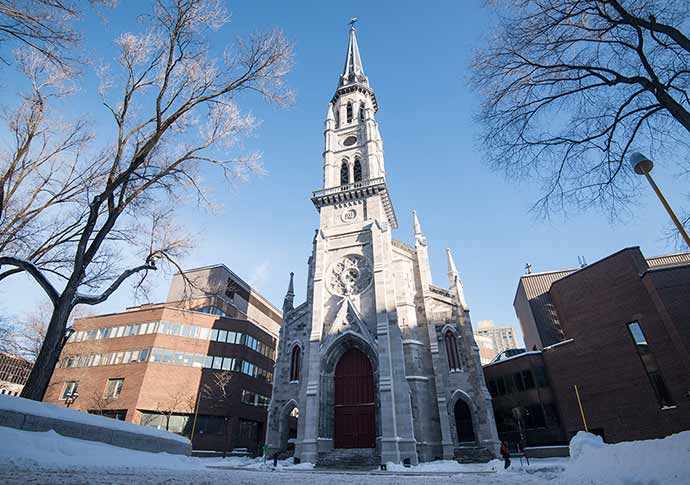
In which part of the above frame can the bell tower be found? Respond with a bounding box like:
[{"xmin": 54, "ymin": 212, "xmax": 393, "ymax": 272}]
[{"xmin": 317, "ymin": 23, "xmax": 396, "ymax": 230}]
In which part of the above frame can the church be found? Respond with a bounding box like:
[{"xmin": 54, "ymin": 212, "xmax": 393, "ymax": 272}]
[{"xmin": 265, "ymin": 24, "xmax": 499, "ymax": 466}]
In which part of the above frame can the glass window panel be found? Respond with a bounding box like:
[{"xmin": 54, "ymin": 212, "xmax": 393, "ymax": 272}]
[
  {"xmin": 181, "ymin": 325, "xmax": 192, "ymax": 338},
  {"xmin": 123, "ymin": 351, "xmax": 132, "ymax": 363},
  {"xmin": 211, "ymin": 329, "xmax": 219, "ymax": 341},
  {"xmin": 222, "ymin": 358, "xmax": 233, "ymax": 371},
  {"xmin": 628, "ymin": 322, "xmax": 647, "ymax": 345},
  {"xmin": 193, "ymin": 355, "xmax": 204, "ymax": 368},
  {"xmin": 212, "ymin": 357, "xmax": 223, "ymax": 370},
  {"xmin": 218, "ymin": 330, "xmax": 228, "ymax": 343},
  {"xmin": 139, "ymin": 348, "xmax": 150, "ymax": 362},
  {"xmin": 203, "ymin": 356, "xmax": 214, "ymax": 368},
  {"xmin": 199, "ymin": 327, "xmax": 210, "ymax": 340},
  {"xmin": 162, "ymin": 350, "xmax": 173, "ymax": 363}
]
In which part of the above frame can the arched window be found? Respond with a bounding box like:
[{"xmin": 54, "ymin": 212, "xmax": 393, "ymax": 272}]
[
  {"xmin": 359, "ymin": 103, "xmax": 365, "ymax": 122},
  {"xmin": 445, "ymin": 330, "xmax": 460, "ymax": 370},
  {"xmin": 353, "ymin": 158, "xmax": 362, "ymax": 182},
  {"xmin": 335, "ymin": 110, "xmax": 340, "ymax": 129},
  {"xmin": 346, "ymin": 102, "xmax": 353, "ymax": 123},
  {"xmin": 290, "ymin": 345, "xmax": 301, "ymax": 381},
  {"xmin": 340, "ymin": 161, "xmax": 349, "ymax": 185}
]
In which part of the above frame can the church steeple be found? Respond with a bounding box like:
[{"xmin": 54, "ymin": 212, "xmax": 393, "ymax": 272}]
[
  {"xmin": 340, "ymin": 21, "xmax": 368, "ymax": 88},
  {"xmin": 283, "ymin": 272, "xmax": 295, "ymax": 315}
]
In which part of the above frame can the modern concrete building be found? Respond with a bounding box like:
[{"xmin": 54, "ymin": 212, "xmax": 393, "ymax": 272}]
[
  {"xmin": 507, "ymin": 248, "xmax": 690, "ymax": 444},
  {"xmin": 265, "ymin": 25, "xmax": 498, "ymax": 467},
  {"xmin": 0, "ymin": 352, "xmax": 32, "ymax": 396},
  {"xmin": 44, "ymin": 265, "xmax": 282, "ymax": 454},
  {"xmin": 475, "ymin": 320, "xmax": 519, "ymax": 355}
]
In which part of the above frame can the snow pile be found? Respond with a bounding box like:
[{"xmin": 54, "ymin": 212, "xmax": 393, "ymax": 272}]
[
  {"xmin": 0, "ymin": 425, "xmax": 312, "ymax": 473},
  {"xmin": 558, "ymin": 430, "xmax": 690, "ymax": 485},
  {"xmin": 0, "ymin": 395, "xmax": 188, "ymax": 443},
  {"xmin": 0, "ymin": 426, "xmax": 201, "ymax": 471},
  {"xmin": 385, "ymin": 459, "xmax": 504, "ymax": 473}
]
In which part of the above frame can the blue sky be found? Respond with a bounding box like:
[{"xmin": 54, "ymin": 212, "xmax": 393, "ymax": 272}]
[{"xmin": 1, "ymin": 1, "xmax": 688, "ymax": 346}]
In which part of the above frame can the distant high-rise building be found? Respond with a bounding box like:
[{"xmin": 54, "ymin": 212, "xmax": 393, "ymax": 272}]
[
  {"xmin": 475, "ymin": 320, "xmax": 519, "ymax": 355},
  {"xmin": 474, "ymin": 334, "xmax": 497, "ymax": 365}
]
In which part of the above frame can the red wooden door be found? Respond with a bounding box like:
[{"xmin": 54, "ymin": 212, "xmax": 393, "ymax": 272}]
[{"xmin": 334, "ymin": 348, "xmax": 375, "ymax": 448}]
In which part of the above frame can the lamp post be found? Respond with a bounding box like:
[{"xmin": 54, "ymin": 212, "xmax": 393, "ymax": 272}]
[{"xmin": 629, "ymin": 152, "xmax": 690, "ymax": 248}]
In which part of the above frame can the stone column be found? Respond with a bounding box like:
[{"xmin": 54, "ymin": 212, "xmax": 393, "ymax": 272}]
[{"xmin": 299, "ymin": 230, "xmax": 328, "ymax": 463}]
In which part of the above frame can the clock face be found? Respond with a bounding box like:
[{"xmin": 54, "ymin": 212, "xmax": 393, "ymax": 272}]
[{"xmin": 343, "ymin": 136, "xmax": 357, "ymax": 146}]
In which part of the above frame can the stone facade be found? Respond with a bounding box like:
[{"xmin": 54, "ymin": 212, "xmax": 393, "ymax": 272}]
[{"xmin": 265, "ymin": 25, "xmax": 499, "ymax": 465}]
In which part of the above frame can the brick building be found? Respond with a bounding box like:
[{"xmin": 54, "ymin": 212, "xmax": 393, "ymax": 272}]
[
  {"xmin": 505, "ymin": 248, "xmax": 690, "ymax": 445},
  {"xmin": 0, "ymin": 352, "xmax": 33, "ymax": 396},
  {"xmin": 44, "ymin": 265, "xmax": 282, "ymax": 454}
]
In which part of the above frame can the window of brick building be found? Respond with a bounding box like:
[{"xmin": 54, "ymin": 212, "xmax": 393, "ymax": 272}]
[
  {"xmin": 105, "ymin": 378, "xmax": 124, "ymax": 399},
  {"xmin": 521, "ymin": 370, "xmax": 535, "ymax": 389},
  {"xmin": 627, "ymin": 321, "xmax": 675, "ymax": 408},
  {"xmin": 61, "ymin": 381, "xmax": 79, "ymax": 400}
]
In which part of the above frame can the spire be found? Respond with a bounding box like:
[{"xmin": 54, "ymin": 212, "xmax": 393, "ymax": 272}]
[
  {"xmin": 446, "ymin": 248, "xmax": 468, "ymax": 309},
  {"xmin": 446, "ymin": 248, "xmax": 458, "ymax": 282},
  {"xmin": 283, "ymin": 272, "xmax": 295, "ymax": 315},
  {"xmin": 412, "ymin": 210, "xmax": 422, "ymax": 236},
  {"xmin": 340, "ymin": 20, "xmax": 368, "ymax": 87}
]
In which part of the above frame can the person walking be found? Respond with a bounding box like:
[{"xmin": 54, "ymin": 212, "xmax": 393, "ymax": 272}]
[{"xmin": 500, "ymin": 441, "xmax": 511, "ymax": 470}]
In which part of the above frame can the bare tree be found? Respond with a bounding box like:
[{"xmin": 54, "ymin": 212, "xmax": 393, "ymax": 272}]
[
  {"xmin": 472, "ymin": 0, "xmax": 690, "ymax": 225},
  {"xmin": 87, "ymin": 388, "xmax": 117, "ymax": 415},
  {"xmin": 0, "ymin": 1, "xmax": 115, "ymax": 70},
  {"xmin": 152, "ymin": 389, "xmax": 196, "ymax": 432},
  {"xmin": 0, "ymin": 0, "xmax": 293, "ymax": 401},
  {"xmin": 201, "ymin": 370, "xmax": 233, "ymax": 456}
]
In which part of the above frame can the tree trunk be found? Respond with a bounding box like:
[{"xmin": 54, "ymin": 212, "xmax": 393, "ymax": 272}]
[{"xmin": 20, "ymin": 300, "xmax": 73, "ymax": 401}]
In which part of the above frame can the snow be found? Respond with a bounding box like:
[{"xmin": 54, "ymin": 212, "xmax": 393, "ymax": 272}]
[
  {"xmin": 0, "ymin": 423, "xmax": 687, "ymax": 484},
  {"xmin": 558, "ymin": 430, "xmax": 690, "ymax": 485},
  {"xmin": 0, "ymin": 394, "xmax": 188, "ymax": 443},
  {"xmin": 0, "ymin": 426, "xmax": 200, "ymax": 471}
]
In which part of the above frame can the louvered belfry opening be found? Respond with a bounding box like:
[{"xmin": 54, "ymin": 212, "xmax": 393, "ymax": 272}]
[{"xmin": 334, "ymin": 348, "xmax": 375, "ymax": 448}]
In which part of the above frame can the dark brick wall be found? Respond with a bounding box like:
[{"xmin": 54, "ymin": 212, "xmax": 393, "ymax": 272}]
[{"xmin": 544, "ymin": 248, "xmax": 690, "ymax": 443}]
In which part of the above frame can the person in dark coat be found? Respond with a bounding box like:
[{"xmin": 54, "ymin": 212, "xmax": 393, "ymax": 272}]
[{"xmin": 500, "ymin": 441, "xmax": 511, "ymax": 469}]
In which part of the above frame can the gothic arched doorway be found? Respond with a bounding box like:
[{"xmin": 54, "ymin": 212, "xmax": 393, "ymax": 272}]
[
  {"xmin": 454, "ymin": 399, "xmax": 476, "ymax": 443},
  {"xmin": 334, "ymin": 348, "xmax": 375, "ymax": 448}
]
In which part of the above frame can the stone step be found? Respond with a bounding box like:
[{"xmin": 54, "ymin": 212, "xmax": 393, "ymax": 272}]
[
  {"xmin": 316, "ymin": 448, "xmax": 379, "ymax": 469},
  {"xmin": 454, "ymin": 446, "xmax": 495, "ymax": 463}
]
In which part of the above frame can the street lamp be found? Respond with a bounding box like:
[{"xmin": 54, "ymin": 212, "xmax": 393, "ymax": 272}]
[{"xmin": 629, "ymin": 152, "xmax": 690, "ymax": 248}]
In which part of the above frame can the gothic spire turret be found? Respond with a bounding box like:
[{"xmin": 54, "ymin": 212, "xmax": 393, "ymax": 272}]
[
  {"xmin": 341, "ymin": 21, "xmax": 368, "ymax": 88},
  {"xmin": 283, "ymin": 272, "xmax": 295, "ymax": 315},
  {"xmin": 331, "ymin": 20, "xmax": 378, "ymax": 112},
  {"xmin": 446, "ymin": 248, "xmax": 468, "ymax": 309},
  {"xmin": 413, "ymin": 210, "xmax": 422, "ymax": 236}
]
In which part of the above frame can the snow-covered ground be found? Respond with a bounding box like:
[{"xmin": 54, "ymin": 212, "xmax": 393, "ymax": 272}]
[{"xmin": 0, "ymin": 421, "xmax": 688, "ymax": 484}]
